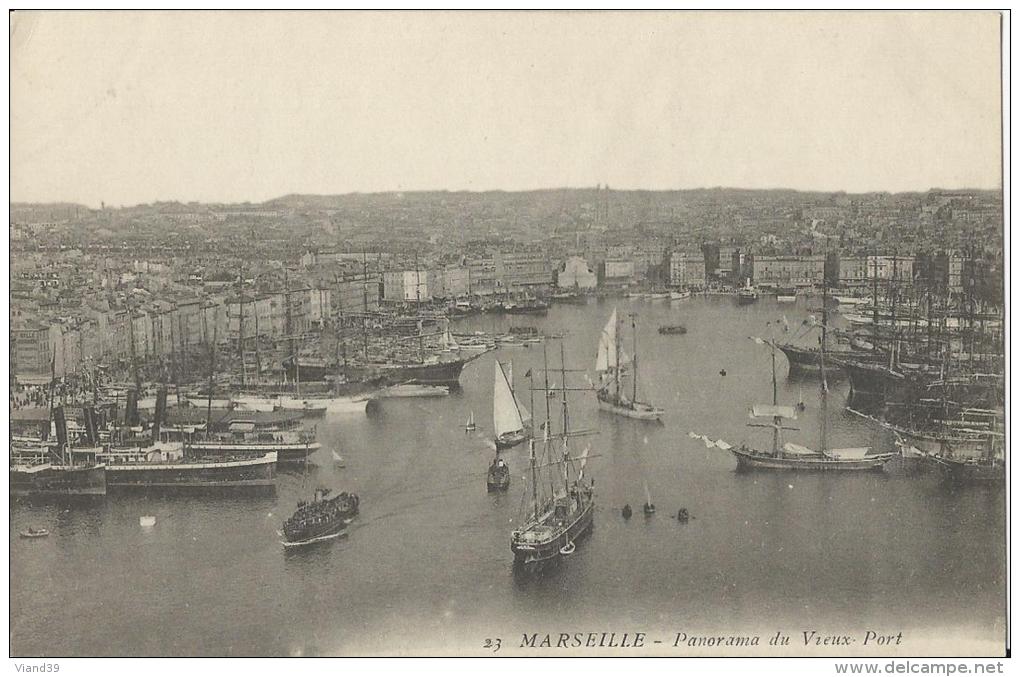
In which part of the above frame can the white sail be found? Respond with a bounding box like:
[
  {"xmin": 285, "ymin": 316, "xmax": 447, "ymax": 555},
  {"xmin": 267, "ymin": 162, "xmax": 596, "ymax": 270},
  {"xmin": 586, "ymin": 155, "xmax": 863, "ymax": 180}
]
[
  {"xmin": 595, "ymin": 308, "xmax": 618, "ymax": 372},
  {"xmin": 750, "ymin": 404, "xmax": 798, "ymax": 420},
  {"xmin": 782, "ymin": 442, "xmax": 818, "ymax": 456},
  {"xmin": 493, "ymin": 361, "xmax": 525, "ymax": 438},
  {"xmin": 505, "ymin": 361, "xmax": 531, "ymax": 425},
  {"xmin": 578, "ymin": 445, "xmax": 591, "ymax": 481}
]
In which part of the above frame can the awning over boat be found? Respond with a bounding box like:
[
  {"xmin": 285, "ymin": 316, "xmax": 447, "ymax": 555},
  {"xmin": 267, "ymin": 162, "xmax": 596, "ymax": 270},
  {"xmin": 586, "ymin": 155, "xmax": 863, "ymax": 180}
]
[
  {"xmin": 827, "ymin": 447, "xmax": 872, "ymax": 460},
  {"xmin": 229, "ymin": 422, "xmax": 257, "ymax": 433},
  {"xmin": 782, "ymin": 442, "xmax": 818, "ymax": 456},
  {"xmin": 751, "ymin": 405, "xmax": 797, "ymax": 420}
]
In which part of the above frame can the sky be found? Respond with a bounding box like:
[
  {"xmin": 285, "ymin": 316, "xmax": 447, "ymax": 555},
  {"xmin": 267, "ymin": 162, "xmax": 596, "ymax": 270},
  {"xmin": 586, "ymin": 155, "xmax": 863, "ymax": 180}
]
[{"xmin": 10, "ymin": 11, "xmax": 1004, "ymax": 207}]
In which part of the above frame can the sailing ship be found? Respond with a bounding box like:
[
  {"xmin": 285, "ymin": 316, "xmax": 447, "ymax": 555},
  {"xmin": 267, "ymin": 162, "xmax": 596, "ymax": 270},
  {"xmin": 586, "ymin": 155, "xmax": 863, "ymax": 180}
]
[
  {"xmin": 465, "ymin": 410, "xmax": 476, "ymax": 432},
  {"xmin": 281, "ymin": 487, "xmax": 359, "ymax": 547},
  {"xmin": 728, "ymin": 329, "xmax": 895, "ymax": 472},
  {"xmin": 510, "ymin": 342, "xmax": 596, "ymax": 566},
  {"xmin": 493, "ymin": 360, "xmax": 531, "ymax": 450},
  {"xmin": 595, "ymin": 308, "xmax": 663, "ymax": 421}
]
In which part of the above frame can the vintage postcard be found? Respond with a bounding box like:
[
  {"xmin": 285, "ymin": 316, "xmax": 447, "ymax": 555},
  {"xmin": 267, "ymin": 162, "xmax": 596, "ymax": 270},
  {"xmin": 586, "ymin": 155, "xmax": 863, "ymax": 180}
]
[{"xmin": 8, "ymin": 10, "xmax": 1007, "ymax": 664}]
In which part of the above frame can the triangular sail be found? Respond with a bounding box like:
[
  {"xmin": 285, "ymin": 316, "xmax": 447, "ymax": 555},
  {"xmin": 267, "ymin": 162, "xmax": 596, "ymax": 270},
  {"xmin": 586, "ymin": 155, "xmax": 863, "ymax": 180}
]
[
  {"xmin": 595, "ymin": 308, "xmax": 618, "ymax": 372},
  {"xmin": 493, "ymin": 361, "xmax": 525, "ymax": 437},
  {"xmin": 506, "ymin": 361, "xmax": 531, "ymax": 425}
]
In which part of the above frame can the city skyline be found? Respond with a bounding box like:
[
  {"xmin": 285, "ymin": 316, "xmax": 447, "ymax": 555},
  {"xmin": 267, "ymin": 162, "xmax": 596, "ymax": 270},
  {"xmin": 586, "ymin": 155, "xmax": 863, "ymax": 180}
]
[{"xmin": 12, "ymin": 11, "xmax": 1004, "ymax": 208}]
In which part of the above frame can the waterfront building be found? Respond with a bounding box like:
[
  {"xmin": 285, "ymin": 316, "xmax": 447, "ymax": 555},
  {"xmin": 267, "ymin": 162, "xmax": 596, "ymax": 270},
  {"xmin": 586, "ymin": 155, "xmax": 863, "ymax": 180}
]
[
  {"xmin": 668, "ymin": 251, "xmax": 706, "ymax": 288},
  {"xmin": 557, "ymin": 256, "xmax": 597, "ymax": 290},
  {"xmin": 750, "ymin": 254, "xmax": 826, "ymax": 287},
  {"xmin": 599, "ymin": 259, "xmax": 635, "ymax": 287}
]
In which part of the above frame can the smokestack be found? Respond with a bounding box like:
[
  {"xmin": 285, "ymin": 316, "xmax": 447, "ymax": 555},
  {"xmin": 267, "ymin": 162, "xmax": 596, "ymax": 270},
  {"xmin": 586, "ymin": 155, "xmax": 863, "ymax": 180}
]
[
  {"xmin": 83, "ymin": 406, "xmax": 98, "ymax": 445},
  {"xmin": 151, "ymin": 387, "xmax": 168, "ymax": 445},
  {"xmin": 53, "ymin": 406, "xmax": 68, "ymax": 448},
  {"xmin": 125, "ymin": 390, "xmax": 139, "ymax": 426}
]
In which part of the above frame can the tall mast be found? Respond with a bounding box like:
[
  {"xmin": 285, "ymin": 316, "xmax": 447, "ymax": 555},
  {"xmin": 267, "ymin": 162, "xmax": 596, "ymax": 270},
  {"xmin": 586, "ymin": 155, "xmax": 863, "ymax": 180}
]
[
  {"xmin": 415, "ymin": 251, "xmax": 424, "ymax": 363},
  {"xmin": 253, "ymin": 294, "xmax": 261, "ymax": 385},
  {"xmin": 630, "ymin": 312, "xmax": 638, "ymax": 405},
  {"xmin": 129, "ymin": 313, "xmax": 141, "ymax": 392},
  {"xmin": 362, "ymin": 254, "xmax": 370, "ymax": 360},
  {"xmin": 614, "ymin": 310, "xmax": 621, "ymax": 401},
  {"xmin": 205, "ymin": 321, "xmax": 218, "ymax": 437},
  {"xmin": 560, "ymin": 340, "xmax": 570, "ymax": 496},
  {"xmin": 238, "ymin": 270, "xmax": 246, "ymax": 388},
  {"xmin": 819, "ymin": 264, "xmax": 829, "ymax": 454},
  {"xmin": 871, "ymin": 251, "xmax": 879, "ymax": 353},
  {"xmin": 528, "ymin": 358, "xmax": 535, "ymax": 431},
  {"xmin": 543, "ymin": 341, "xmax": 553, "ymax": 439},
  {"xmin": 890, "ymin": 251, "xmax": 898, "ymax": 369},
  {"xmin": 529, "ymin": 438, "xmax": 538, "ymax": 520},
  {"xmin": 770, "ymin": 334, "xmax": 779, "ymax": 456}
]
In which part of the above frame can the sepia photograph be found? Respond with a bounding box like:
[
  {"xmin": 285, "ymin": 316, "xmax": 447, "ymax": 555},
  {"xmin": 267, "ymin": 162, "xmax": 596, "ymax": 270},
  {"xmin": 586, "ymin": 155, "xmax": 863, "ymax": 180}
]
[{"xmin": 8, "ymin": 9, "xmax": 1008, "ymax": 664}]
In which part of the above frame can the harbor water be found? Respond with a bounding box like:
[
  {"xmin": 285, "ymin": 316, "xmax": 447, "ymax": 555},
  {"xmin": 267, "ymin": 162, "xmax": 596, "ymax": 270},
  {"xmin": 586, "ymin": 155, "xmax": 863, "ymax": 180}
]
[{"xmin": 10, "ymin": 296, "xmax": 1005, "ymax": 656}]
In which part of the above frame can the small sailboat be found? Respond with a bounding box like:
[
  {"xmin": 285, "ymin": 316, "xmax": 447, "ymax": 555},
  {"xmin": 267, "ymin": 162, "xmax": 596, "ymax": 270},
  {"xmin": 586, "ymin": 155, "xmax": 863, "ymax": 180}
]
[
  {"xmin": 465, "ymin": 410, "xmax": 477, "ymax": 432},
  {"xmin": 559, "ymin": 541, "xmax": 576, "ymax": 555},
  {"xmin": 332, "ymin": 450, "xmax": 346, "ymax": 468},
  {"xmin": 493, "ymin": 361, "xmax": 530, "ymax": 450},
  {"xmin": 642, "ymin": 482, "xmax": 656, "ymax": 516},
  {"xmin": 594, "ymin": 308, "xmax": 664, "ymax": 421}
]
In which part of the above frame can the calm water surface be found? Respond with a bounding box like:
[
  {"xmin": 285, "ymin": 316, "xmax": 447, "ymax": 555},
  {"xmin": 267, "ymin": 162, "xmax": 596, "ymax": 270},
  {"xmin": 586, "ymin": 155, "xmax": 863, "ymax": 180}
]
[{"xmin": 10, "ymin": 297, "xmax": 1005, "ymax": 656}]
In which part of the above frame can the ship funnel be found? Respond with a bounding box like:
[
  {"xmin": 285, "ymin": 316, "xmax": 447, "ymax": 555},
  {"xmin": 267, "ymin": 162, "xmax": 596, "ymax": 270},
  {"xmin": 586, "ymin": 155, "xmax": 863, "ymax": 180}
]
[
  {"xmin": 53, "ymin": 406, "xmax": 68, "ymax": 449},
  {"xmin": 151, "ymin": 387, "xmax": 168, "ymax": 444},
  {"xmin": 125, "ymin": 390, "xmax": 139, "ymax": 426},
  {"xmin": 83, "ymin": 406, "xmax": 99, "ymax": 445}
]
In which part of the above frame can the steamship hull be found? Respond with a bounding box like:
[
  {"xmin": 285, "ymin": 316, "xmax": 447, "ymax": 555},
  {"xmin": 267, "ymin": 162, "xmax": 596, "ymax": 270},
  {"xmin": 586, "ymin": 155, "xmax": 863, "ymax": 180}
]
[
  {"xmin": 105, "ymin": 453, "xmax": 277, "ymax": 489},
  {"xmin": 288, "ymin": 357, "xmax": 470, "ymax": 387},
  {"xmin": 188, "ymin": 440, "xmax": 319, "ymax": 464},
  {"xmin": 10, "ymin": 464, "xmax": 107, "ymax": 497}
]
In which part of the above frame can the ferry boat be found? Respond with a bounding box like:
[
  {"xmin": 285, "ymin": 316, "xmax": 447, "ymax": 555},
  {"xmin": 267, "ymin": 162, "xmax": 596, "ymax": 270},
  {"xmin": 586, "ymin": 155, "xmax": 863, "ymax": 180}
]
[{"xmin": 281, "ymin": 488, "xmax": 359, "ymax": 547}]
